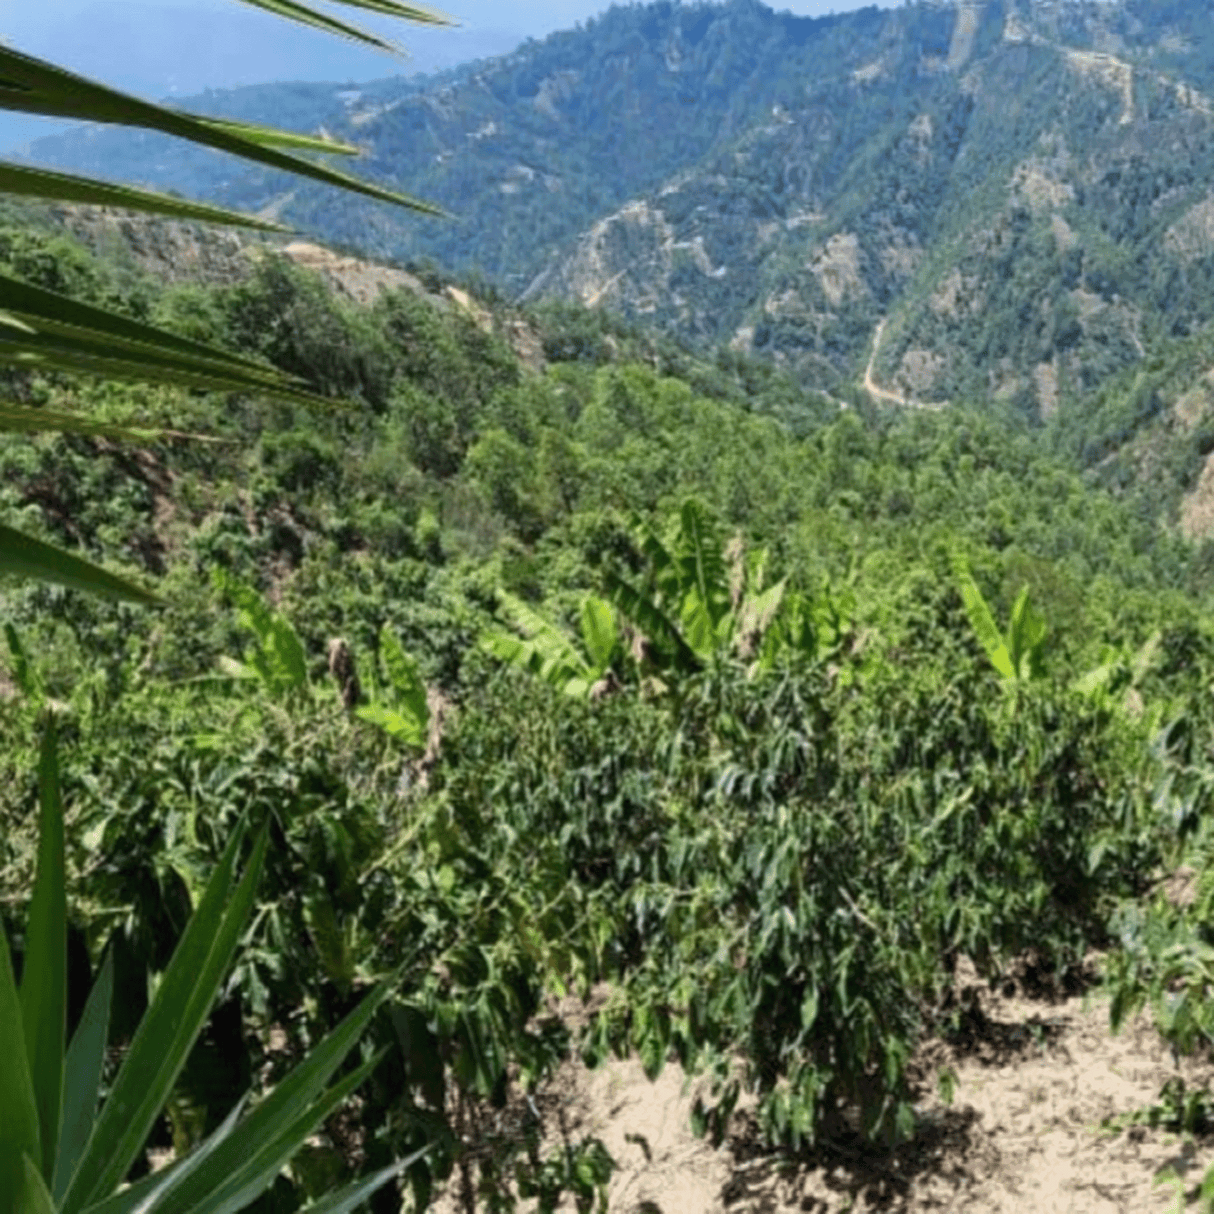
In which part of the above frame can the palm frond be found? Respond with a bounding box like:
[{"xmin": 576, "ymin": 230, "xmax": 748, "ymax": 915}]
[
  {"xmin": 0, "ymin": 47, "xmax": 443, "ymax": 215},
  {"xmin": 236, "ymin": 0, "xmax": 454, "ymax": 54},
  {"xmin": 0, "ymin": 163, "xmax": 286, "ymax": 230}
]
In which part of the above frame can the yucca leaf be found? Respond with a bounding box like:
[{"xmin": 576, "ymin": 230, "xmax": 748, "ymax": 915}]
[
  {"xmin": 162, "ymin": 1055, "xmax": 385, "ymax": 1214},
  {"xmin": 293, "ymin": 1149, "xmax": 431, "ymax": 1214},
  {"xmin": 239, "ymin": 0, "xmax": 453, "ymax": 32},
  {"xmin": 61, "ymin": 823, "xmax": 266, "ymax": 1212},
  {"xmin": 0, "ymin": 311, "xmax": 37, "ymax": 334},
  {"xmin": 0, "ymin": 48, "xmax": 442, "ymax": 215},
  {"xmin": 235, "ymin": 0, "xmax": 452, "ymax": 54},
  {"xmin": 53, "ymin": 951, "xmax": 112, "ymax": 1206},
  {"xmin": 0, "ymin": 925, "xmax": 40, "ymax": 1180},
  {"xmin": 5, "ymin": 1151, "xmax": 56, "ymax": 1214},
  {"xmin": 0, "ymin": 164, "xmax": 286, "ymax": 230},
  {"xmin": 0, "ymin": 523, "xmax": 160, "ymax": 604},
  {"xmin": 19, "ymin": 725, "xmax": 68, "ymax": 1184},
  {"xmin": 0, "ymin": 402, "xmax": 219, "ymax": 442},
  {"xmin": 0, "ymin": 273, "xmax": 342, "ymax": 406},
  {"xmin": 3, "ymin": 623, "xmax": 37, "ymax": 697},
  {"xmin": 260, "ymin": 0, "xmax": 454, "ymax": 21},
  {"xmin": 79, "ymin": 1092, "xmax": 252, "ymax": 1214},
  {"xmin": 87, "ymin": 983, "xmax": 397, "ymax": 1214},
  {"xmin": 0, "ymin": 274, "xmax": 289, "ymax": 379},
  {"xmin": 196, "ymin": 116, "xmax": 359, "ymax": 155}
]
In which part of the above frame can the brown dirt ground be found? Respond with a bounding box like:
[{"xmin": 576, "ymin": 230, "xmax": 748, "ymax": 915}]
[{"xmin": 426, "ymin": 955, "xmax": 1214, "ymax": 1214}]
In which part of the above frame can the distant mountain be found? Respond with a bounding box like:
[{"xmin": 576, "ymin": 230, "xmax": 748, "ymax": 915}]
[{"xmin": 25, "ymin": 0, "xmax": 1214, "ymax": 443}]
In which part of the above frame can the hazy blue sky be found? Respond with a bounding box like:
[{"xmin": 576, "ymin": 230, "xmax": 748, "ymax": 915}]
[{"xmin": 0, "ymin": 0, "xmax": 894, "ymax": 148}]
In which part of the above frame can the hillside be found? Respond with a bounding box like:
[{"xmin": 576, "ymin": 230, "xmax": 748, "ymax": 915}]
[
  {"xmin": 23, "ymin": 2, "xmax": 1214, "ymax": 1210},
  {"xmin": 25, "ymin": 0, "xmax": 1214, "ymax": 435},
  {"xmin": 9, "ymin": 199, "xmax": 1214, "ymax": 1211}
]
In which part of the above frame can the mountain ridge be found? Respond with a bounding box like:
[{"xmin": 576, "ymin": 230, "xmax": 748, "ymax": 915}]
[{"xmin": 25, "ymin": 0, "xmax": 1214, "ymax": 534}]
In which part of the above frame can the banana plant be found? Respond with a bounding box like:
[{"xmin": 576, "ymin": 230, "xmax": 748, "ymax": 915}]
[
  {"xmin": 0, "ymin": 0, "xmax": 453, "ymax": 602},
  {"xmin": 756, "ymin": 582, "xmax": 855, "ymax": 673},
  {"xmin": 605, "ymin": 499, "xmax": 787, "ymax": 678},
  {"xmin": 356, "ymin": 625, "xmax": 431, "ymax": 747},
  {"xmin": 953, "ymin": 552, "xmax": 1047, "ymax": 681},
  {"xmin": 0, "ymin": 721, "xmax": 426, "ymax": 1214},
  {"xmin": 482, "ymin": 592, "xmax": 619, "ymax": 700},
  {"xmin": 214, "ymin": 572, "xmax": 310, "ymax": 701}
]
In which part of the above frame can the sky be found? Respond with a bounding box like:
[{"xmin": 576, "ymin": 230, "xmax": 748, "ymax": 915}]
[{"xmin": 0, "ymin": 0, "xmax": 894, "ymax": 149}]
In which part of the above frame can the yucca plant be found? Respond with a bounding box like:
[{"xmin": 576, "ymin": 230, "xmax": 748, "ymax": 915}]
[
  {"xmin": 0, "ymin": 0, "xmax": 451, "ymax": 601},
  {"xmin": 1, "ymin": 721, "xmax": 427, "ymax": 1214}
]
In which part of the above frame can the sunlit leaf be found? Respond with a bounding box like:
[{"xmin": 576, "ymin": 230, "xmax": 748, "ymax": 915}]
[
  {"xmin": 0, "ymin": 163, "xmax": 286, "ymax": 230},
  {"xmin": 0, "ymin": 48, "xmax": 443, "ymax": 216},
  {"xmin": 952, "ymin": 553, "xmax": 1014, "ymax": 680},
  {"xmin": 236, "ymin": 0, "xmax": 454, "ymax": 55},
  {"xmin": 19, "ymin": 725, "xmax": 68, "ymax": 1183},
  {"xmin": 379, "ymin": 626, "xmax": 429, "ymax": 730},
  {"xmin": 0, "ymin": 523, "xmax": 160, "ymax": 604},
  {"xmin": 579, "ymin": 597, "xmax": 616, "ymax": 674}
]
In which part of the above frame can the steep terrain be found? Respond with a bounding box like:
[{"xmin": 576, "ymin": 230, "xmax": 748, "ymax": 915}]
[{"xmin": 28, "ymin": 0, "xmax": 1214, "ymax": 531}]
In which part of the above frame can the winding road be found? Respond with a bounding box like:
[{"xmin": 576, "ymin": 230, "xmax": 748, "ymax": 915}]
[{"xmin": 862, "ymin": 319, "xmax": 913, "ymax": 408}]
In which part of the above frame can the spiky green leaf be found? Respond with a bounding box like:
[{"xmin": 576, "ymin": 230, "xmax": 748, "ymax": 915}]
[
  {"xmin": 0, "ymin": 48, "xmax": 442, "ymax": 216},
  {"xmin": 19, "ymin": 725, "xmax": 68, "ymax": 1183},
  {"xmin": 53, "ymin": 952, "xmax": 112, "ymax": 1205},
  {"xmin": 0, "ymin": 933, "xmax": 40, "ymax": 1183},
  {"xmin": 0, "ymin": 164, "xmax": 286, "ymax": 230},
  {"xmin": 0, "ymin": 523, "xmax": 160, "ymax": 604},
  {"xmin": 60, "ymin": 823, "xmax": 266, "ymax": 1211},
  {"xmin": 236, "ymin": 0, "xmax": 453, "ymax": 54}
]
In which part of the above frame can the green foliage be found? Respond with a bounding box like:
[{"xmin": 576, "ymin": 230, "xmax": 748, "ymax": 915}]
[
  {"xmin": 214, "ymin": 570, "xmax": 309, "ymax": 700},
  {"xmin": 953, "ymin": 553, "xmax": 1047, "ymax": 682},
  {"xmin": 0, "ymin": 721, "xmax": 418, "ymax": 1214},
  {"xmin": 7, "ymin": 204, "xmax": 1214, "ymax": 1207},
  {"xmin": 356, "ymin": 624, "xmax": 430, "ymax": 748},
  {"xmin": 0, "ymin": 0, "xmax": 447, "ymax": 599},
  {"xmin": 482, "ymin": 591, "xmax": 619, "ymax": 701}
]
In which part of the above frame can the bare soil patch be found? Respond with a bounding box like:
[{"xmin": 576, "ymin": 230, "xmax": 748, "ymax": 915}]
[{"xmin": 427, "ymin": 957, "xmax": 1214, "ymax": 1213}]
